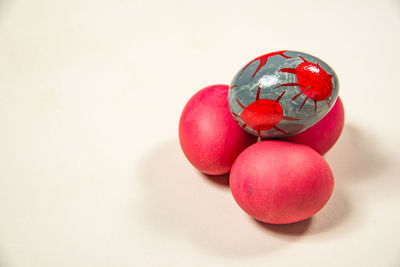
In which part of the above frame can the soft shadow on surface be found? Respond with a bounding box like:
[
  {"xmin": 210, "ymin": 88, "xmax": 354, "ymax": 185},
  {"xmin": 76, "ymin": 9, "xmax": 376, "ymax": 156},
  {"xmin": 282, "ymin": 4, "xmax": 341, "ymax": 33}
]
[
  {"xmin": 201, "ymin": 173, "xmax": 230, "ymax": 187},
  {"xmin": 311, "ymin": 123, "xmax": 392, "ymax": 233},
  {"xmin": 0, "ymin": 248, "xmax": 11, "ymax": 267},
  {"xmin": 326, "ymin": 124, "xmax": 387, "ymax": 184},
  {"xmin": 302, "ymin": 123, "xmax": 390, "ymax": 234},
  {"xmin": 392, "ymin": 0, "xmax": 400, "ymax": 14},
  {"xmin": 306, "ymin": 184, "xmax": 352, "ymax": 234},
  {"xmin": 254, "ymin": 218, "xmax": 312, "ymax": 236},
  {"xmin": 136, "ymin": 132, "xmax": 364, "ymax": 256},
  {"xmin": 137, "ymin": 139, "xmax": 308, "ymax": 257},
  {"xmin": 251, "ymin": 182, "xmax": 351, "ymax": 236},
  {"xmin": 0, "ymin": 0, "xmax": 10, "ymax": 21}
]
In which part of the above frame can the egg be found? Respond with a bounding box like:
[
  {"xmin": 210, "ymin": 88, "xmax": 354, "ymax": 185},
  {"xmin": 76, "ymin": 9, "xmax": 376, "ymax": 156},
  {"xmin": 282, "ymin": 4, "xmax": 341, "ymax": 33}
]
[
  {"xmin": 284, "ymin": 97, "xmax": 345, "ymax": 155},
  {"xmin": 228, "ymin": 50, "xmax": 339, "ymax": 138},
  {"xmin": 179, "ymin": 84, "xmax": 257, "ymax": 175},
  {"xmin": 230, "ymin": 141, "xmax": 334, "ymax": 224}
]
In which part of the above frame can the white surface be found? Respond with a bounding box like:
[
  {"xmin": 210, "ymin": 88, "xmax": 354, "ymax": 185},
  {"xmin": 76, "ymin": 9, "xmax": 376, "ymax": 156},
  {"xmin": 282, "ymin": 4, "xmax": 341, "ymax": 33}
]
[{"xmin": 0, "ymin": 0, "xmax": 400, "ymax": 266}]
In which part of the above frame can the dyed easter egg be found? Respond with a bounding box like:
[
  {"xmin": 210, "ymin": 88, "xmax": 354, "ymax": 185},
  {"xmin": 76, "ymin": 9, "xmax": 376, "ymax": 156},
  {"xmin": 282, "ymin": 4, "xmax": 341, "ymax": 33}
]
[
  {"xmin": 179, "ymin": 84, "xmax": 257, "ymax": 175},
  {"xmin": 284, "ymin": 97, "xmax": 345, "ymax": 155},
  {"xmin": 228, "ymin": 51, "xmax": 339, "ymax": 138},
  {"xmin": 230, "ymin": 141, "xmax": 334, "ymax": 224}
]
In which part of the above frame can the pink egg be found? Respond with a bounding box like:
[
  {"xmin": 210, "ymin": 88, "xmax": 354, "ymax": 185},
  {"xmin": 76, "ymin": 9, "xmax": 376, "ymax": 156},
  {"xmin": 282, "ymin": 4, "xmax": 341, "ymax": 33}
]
[
  {"xmin": 283, "ymin": 97, "xmax": 345, "ymax": 155},
  {"xmin": 179, "ymin": 84, "xmax": 257, "ymax": 175},
  {"xmin": 230, "ymin": 141, "xmax": 334, "ymax": 224}
]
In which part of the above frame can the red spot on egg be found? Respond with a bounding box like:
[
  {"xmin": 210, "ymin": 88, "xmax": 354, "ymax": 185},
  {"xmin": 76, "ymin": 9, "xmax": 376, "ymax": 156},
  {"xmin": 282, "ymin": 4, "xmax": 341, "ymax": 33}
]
[
  {"xmin": 275, "ymin": 56, "xmax": 333, "ymax": 112},
  {"xmin": 232, "ymin": 85, "xmax": 299, "ymax": 137}
]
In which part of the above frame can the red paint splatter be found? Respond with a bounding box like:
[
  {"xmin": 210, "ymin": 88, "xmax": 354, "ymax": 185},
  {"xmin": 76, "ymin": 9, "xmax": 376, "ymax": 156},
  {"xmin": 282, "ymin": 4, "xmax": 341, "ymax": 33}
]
[
  {"xmin": 239, "ymin": 50, "xmax": 291, "ymax": 78},
  {"xmin": 232, "ymin": 86, "xmax": 299, "ymax": 137},
  {"xmin": 275, "ymin": 56, "xmax": 333, "ymax": 112}
]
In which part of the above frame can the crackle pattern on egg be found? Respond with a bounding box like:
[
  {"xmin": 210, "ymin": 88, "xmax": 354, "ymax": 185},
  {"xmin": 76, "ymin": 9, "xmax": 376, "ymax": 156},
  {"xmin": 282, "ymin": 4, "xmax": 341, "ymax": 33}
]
[{"xmin": 228, "ymin": 50, "xmax": 339, "ymax": 138}]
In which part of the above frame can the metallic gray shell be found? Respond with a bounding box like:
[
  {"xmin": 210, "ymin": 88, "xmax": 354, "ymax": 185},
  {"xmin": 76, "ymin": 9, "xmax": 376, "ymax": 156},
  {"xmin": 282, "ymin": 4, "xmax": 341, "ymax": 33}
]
[{"xmin": 228, "ymin": 50, "xmax": 339, "ymax": 138}]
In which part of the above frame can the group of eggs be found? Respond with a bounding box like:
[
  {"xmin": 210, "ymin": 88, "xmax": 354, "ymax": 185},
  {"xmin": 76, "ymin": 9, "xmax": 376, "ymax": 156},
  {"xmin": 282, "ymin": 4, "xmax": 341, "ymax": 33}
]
[{"xmin": 179, "ymin": 51, "xmax": 344, "ymax": 224}]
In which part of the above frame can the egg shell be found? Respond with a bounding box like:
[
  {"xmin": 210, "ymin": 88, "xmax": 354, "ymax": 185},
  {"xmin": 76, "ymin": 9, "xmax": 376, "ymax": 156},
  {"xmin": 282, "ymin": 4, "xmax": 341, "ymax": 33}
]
[
  {"xmin": 230, "ymin": 141, "xmax": 334, "ymax": 224},
  {"xmin": 179, "ymin": 84, "xmax": 257, "ymax": 175},
  {"xmin": 284, "ymin": 97, "xmax": 345, "ymax": 155},
  {"xmin": 228, "ymin": 50, "xmax": 339, "ymax": 138}
]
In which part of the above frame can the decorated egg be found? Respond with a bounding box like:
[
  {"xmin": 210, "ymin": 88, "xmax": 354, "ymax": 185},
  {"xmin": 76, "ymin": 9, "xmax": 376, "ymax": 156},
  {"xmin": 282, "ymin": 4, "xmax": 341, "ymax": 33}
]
[{"xmin": 228, "ymin": 50, "xmax": 339, "ymax": 138}]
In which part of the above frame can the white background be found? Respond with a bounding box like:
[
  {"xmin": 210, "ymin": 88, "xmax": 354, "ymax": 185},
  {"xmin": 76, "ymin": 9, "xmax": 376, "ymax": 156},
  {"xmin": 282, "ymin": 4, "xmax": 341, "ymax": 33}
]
[{"xmin": 0, "ymin": 0, "xmax": 399, "ymax": 266}]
